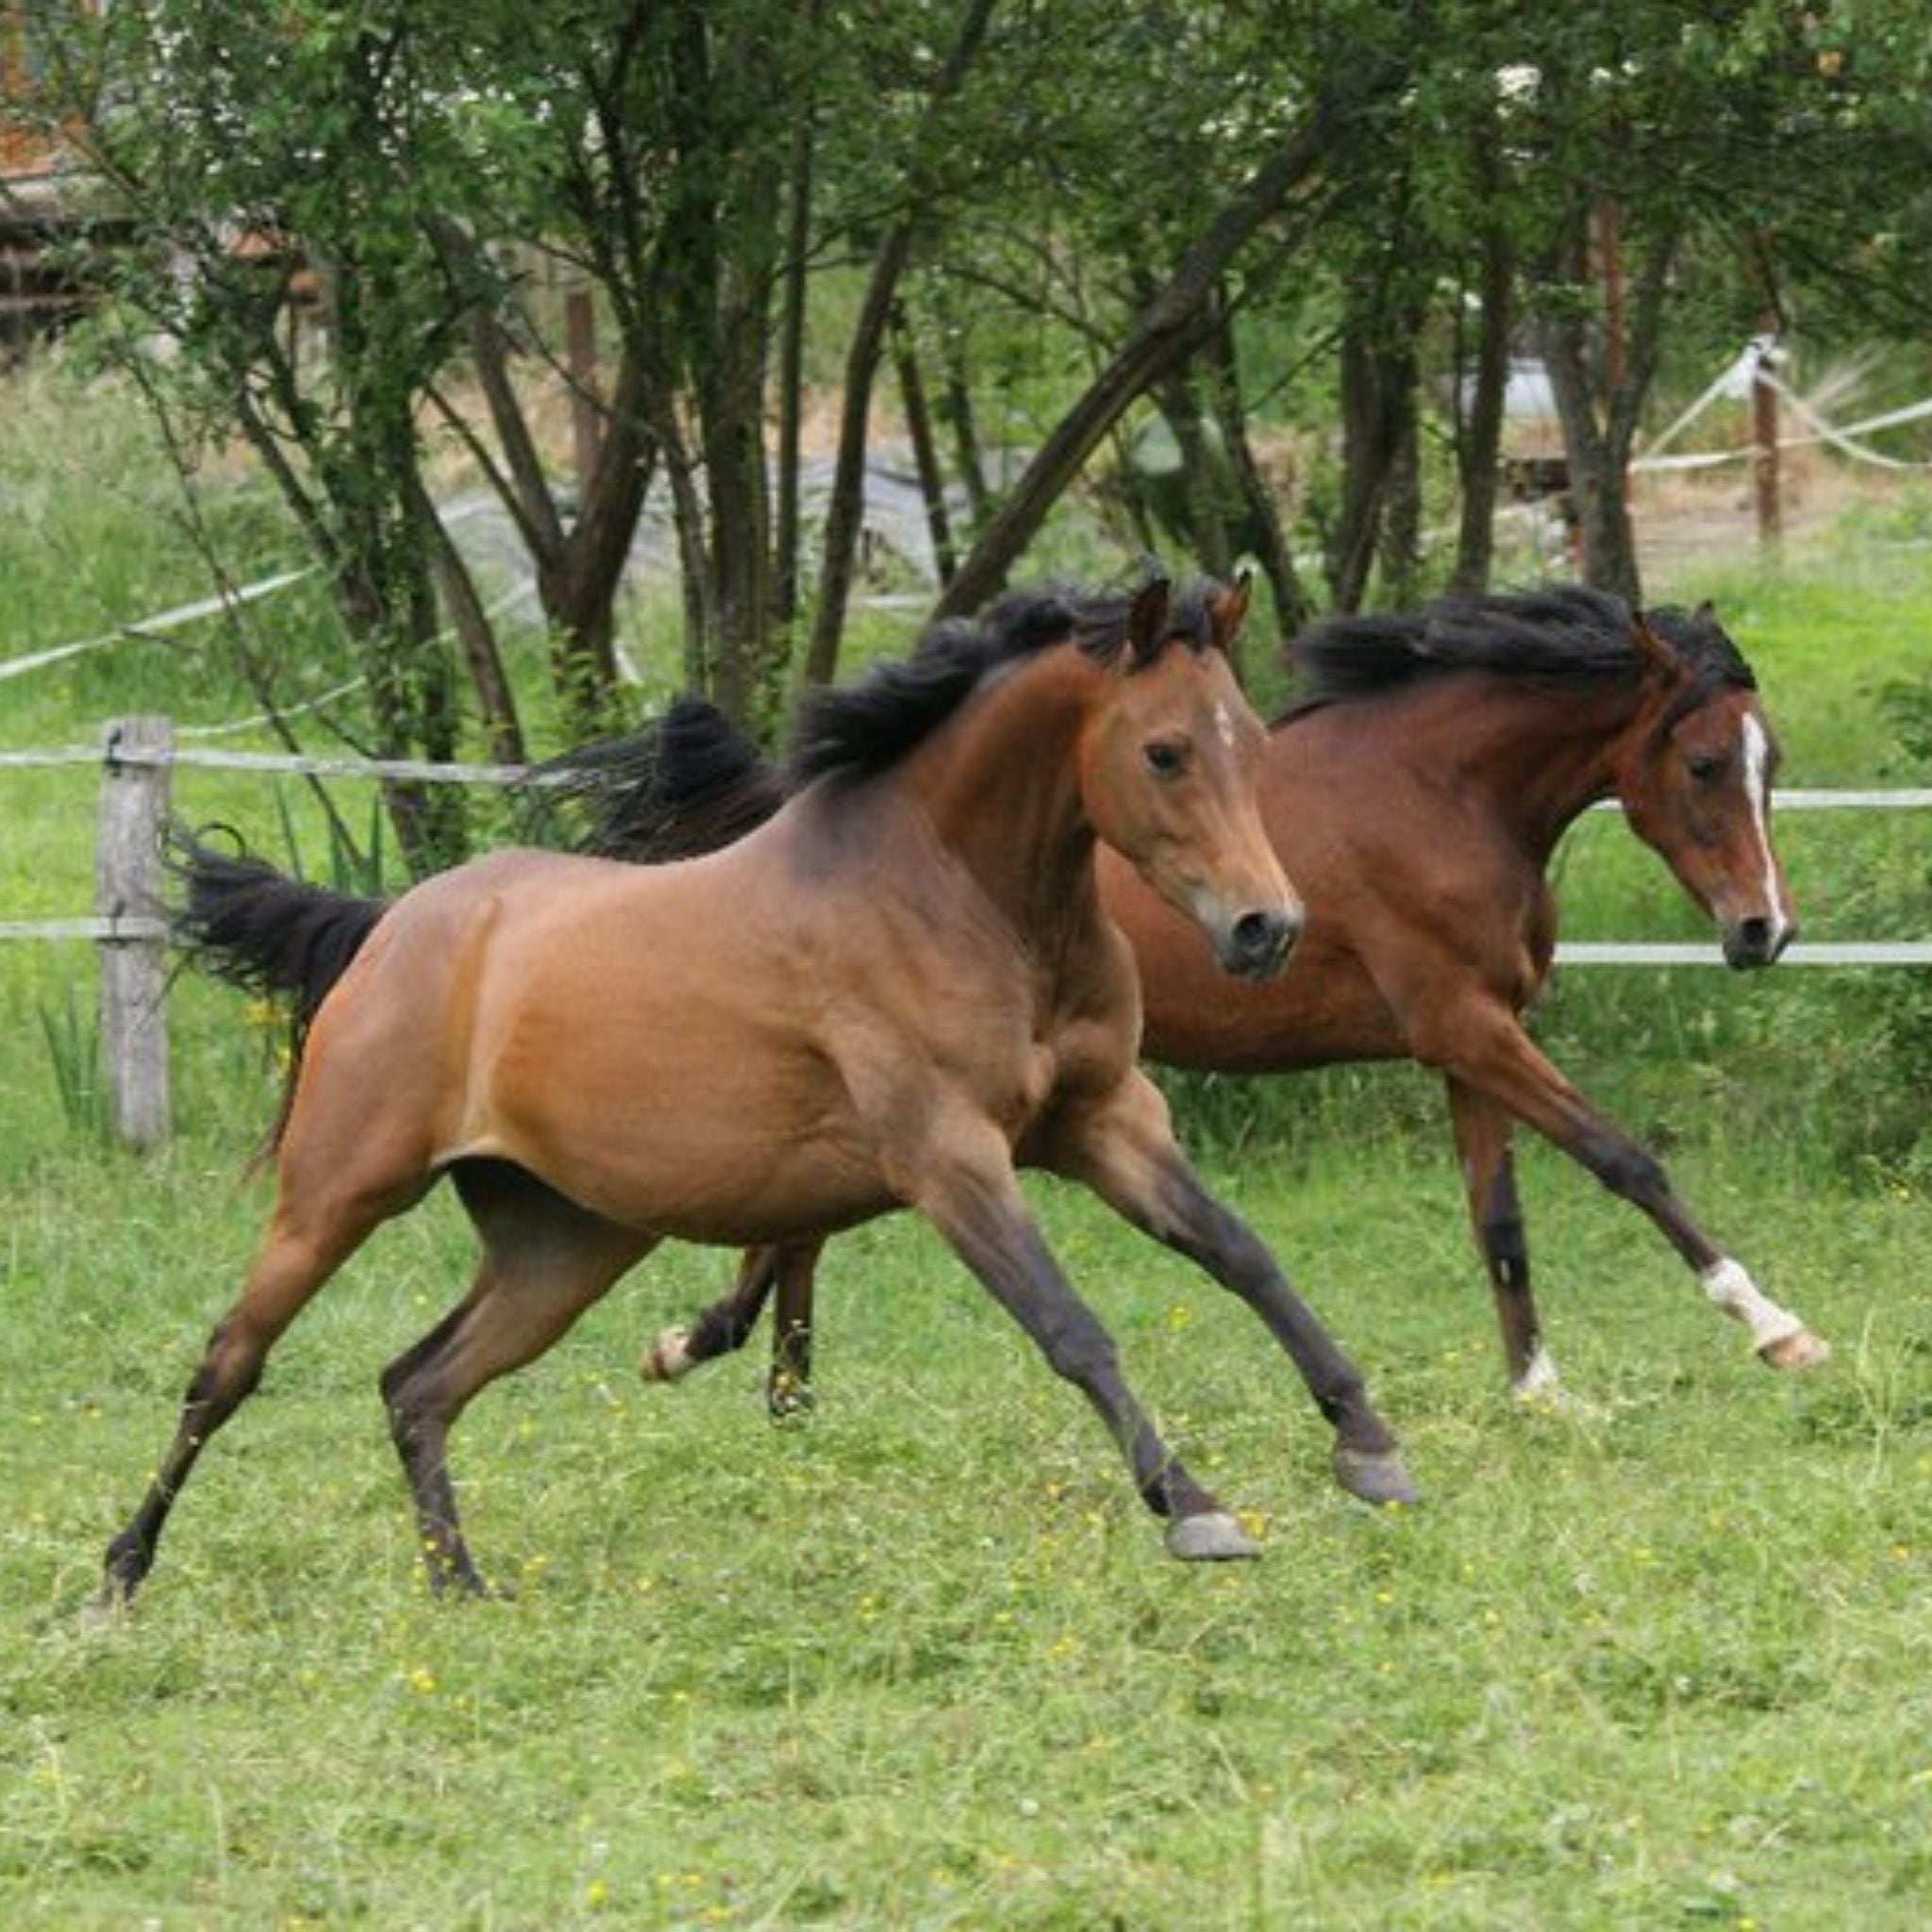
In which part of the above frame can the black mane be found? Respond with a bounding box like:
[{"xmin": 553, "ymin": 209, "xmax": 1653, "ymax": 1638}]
[
  {"xmin": 791, "ymin": 579, "xmax": 1225, "ymax": 785},
  {"xmin": 534, "ymin": 578, "xmax": 1238, "ymax": 863},
  {"xmin": 1286, "ymin": 585, "xmax": 1756, "ymax": 719},
  {"xmin": 523, "ymin": 694, "xmax": 789, "ymax": 861}
]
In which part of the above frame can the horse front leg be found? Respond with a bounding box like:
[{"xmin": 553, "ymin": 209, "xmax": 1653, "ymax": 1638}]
[
  {"xmin": 1041, "ymin": 1074, "xmax": 1416, "ymax": 1508},
  {"xmin": 1429, "ymin": 1000, "xmax": 1828, "ymax": 1371},
  {"xmin": 1444, "ymin": 1075, "xmax": 1561, "ymax": 1403},
  {"xmin": 912, "ymin": 1127, "xmax": 1257, "ymax": 1560}
]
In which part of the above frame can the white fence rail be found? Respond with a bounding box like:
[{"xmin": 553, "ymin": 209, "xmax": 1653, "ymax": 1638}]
[{"xmin": 2, "ymin": 719, "xmax": 1928, "ymax": 1148}]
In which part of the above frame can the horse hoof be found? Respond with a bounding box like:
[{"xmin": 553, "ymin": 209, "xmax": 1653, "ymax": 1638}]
[
  {"xmin": 1759, "ymin": 1328, "xmax": 1830, "ymax": 1371},
  {"xmin": 640, "ymin": 1327, "xmax": 694, "ymax": 1383},
  {"xmin": 766, "ymin": 1377, "xmax": 815, "ymax": 1423},
  {"xmin": 1333, "ymin": 1444, "xmax": 1420, "ymax": 1507},
  {"xmin": 1165, "ymin": 1511, "xmax": 1261, "ymax": 1561},
  {"xmin": 81, "ymin": 1582, "xmax": 133, "ymax": 1629}
]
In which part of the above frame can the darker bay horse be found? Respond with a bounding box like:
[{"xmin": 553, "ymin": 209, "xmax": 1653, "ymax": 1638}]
[
  {"xmin": 581, "ymin": 585, "xmax": 1824, "ymax": 1413},
  {"xmin": 100, "ymin": 577, "xmax": 1416, "ymax": 1607}
]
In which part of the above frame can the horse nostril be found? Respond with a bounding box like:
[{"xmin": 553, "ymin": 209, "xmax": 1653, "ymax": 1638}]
[
  {"xmin": 1725, "ymin": 915, "xmax": 1788, "ymax": 969},
  {"xmin": 1229, "ymin": 908, "xmax": 1297, "ymax": 977}
]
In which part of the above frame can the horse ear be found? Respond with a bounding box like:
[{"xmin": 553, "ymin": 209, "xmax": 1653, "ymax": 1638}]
[
  {"xmin": 1631, "ymin": 609, "xmax": 1679, "ymax": 682},
  {"xmin": 1127, "ymin": 575, "xmax": 1173, "ymax": 668},
  {"xmin": 1206, "ymin": 571, "xmax": 1253, "ymax": 653}
]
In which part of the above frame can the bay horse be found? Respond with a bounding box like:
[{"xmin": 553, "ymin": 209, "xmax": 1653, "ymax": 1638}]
[
  {"xmin": 100, "ymin": 577, "xmax": 1417, "ymax": 1607},
  {"xmin": 575, "ymin": 585, "xmax": 1824, "ymax": 1413}
]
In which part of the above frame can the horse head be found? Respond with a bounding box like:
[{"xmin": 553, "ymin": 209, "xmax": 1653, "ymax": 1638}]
[
  {"xmin": 1616, "ymin": 603, "xmax": 1797, "ymax": 970},
  {"xmin": 1079, "ymin": 575, "xmax": 1305, "ymax": 980}
]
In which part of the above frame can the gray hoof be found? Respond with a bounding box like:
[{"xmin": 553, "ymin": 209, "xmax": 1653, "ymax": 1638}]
[
  {"xmin": 1165, "ymin": 1511, "xmax": 1261, "ymax": 1561},
  {"xmin": 1333, "ymin": 1444, "xmax": 1420, "ymax": 1507}
]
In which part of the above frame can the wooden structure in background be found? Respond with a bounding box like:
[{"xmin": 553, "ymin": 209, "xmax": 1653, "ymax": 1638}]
[{"xmin": 1, "ymin": 3, "xmax": 115, "ymax": 357}]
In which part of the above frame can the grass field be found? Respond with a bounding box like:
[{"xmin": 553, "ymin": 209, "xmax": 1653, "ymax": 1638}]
[
  {"xmin": 5, "ymin": 1134, "xmax": 1930, "ymax": 1927},
  {"xmin": 4, "ymin": 370, "xmax": 1932, "ymax": 1927}
]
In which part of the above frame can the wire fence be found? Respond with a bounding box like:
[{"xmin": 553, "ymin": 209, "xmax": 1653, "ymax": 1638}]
[{"xmin": 3, "ymin": 717, "xmax": 1928, "ymax": 1149}]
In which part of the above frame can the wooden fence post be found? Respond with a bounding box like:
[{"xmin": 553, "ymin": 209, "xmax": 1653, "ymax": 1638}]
[{"xmin": 96, "ymin": 715, "xmax": 173, "ymax": 1152}]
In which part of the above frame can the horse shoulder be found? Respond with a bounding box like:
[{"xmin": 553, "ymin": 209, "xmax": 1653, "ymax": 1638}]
[{"xmin": 1031, "ymin": 915, "xmax": 1139, "ymax": 1094}]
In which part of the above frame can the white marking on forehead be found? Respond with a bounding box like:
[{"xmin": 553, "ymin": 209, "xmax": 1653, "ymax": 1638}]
[
  {"xmin": 1213, "ymin": 700, "xmax": 1236, "ymax": 749},
  {"xmin": 1739, "ymin": 713, "xmax": 1791, "ymax": 938}
]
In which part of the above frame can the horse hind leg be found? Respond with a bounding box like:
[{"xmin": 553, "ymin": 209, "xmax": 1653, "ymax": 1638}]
[
  {"xmin": 640, "ymin": 1240, "xmax": 821, "ymax": 1419},
  {"xmin": 1446, "ymin": 1077, "xmax": 1561, "ymax": 1405},
  {"xmin": 385, "ymin": 1160, "xmax": 654, "ymax": 1597},
  {"xmin": 640, "ymin": 1247, "xmax": 776, "ymax": 1384},
  {"xmin": 99, "ymin": 1179, "xmax": 413, "ymax": 1609},
  {"xmin": 768, "ymin": 1244, "xmax": 819, "ymax": 1418}
]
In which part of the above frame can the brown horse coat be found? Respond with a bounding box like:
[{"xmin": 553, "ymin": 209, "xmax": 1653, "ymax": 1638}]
[{"xmin": 102, "ymin": 578, "xmax": 1413, "ymax": 1607}]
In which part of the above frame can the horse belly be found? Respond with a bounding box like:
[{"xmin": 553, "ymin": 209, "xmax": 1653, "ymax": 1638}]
[{"xmin": 461, "ymin": 989, "xmax": 893, "ymax": 1243}]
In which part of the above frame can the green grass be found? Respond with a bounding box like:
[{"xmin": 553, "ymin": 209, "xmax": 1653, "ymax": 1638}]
[{"xmin": 4, "ymin": 1133, "xmax": 1931, "ymax": 1928}]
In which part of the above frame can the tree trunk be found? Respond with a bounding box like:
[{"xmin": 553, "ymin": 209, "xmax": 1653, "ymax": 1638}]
[
  {"xmin": 937, "ymin": 299, "xmax": 993, "ymax": 529},
  {"xmin": 1377, "ymin": 391, "xmax": 1422, "ymax": 608},
  {"xmin": 547, "ymin": 343, "xmax": 658, "ymax": 723},
  {"xmin": 323, "ymin": 248, "xmax": 468, "ymax": 874},
  {"xmin": 893, "ymin": 302, "xmax": 957, "ymax": 587},
  {"xmin": 1202, "ymin": 309, "xmax": 1309, "ymax": 634},
  {"xmin": 412, "ymin": 471, "xmax": 526, "ymax": 767},
  {"xmin": 1328, "ymin": 320, "xmax": 1406, "ymax": 612},
  {"xmin": 702, "ymin": 235, "xmax": 778, "ymax": 724},
  {"xmin": 803, "ymin": 0, "xmax": 996, "ymax": 686},
  {"xmin": 1451, "ymin": 140, "xmax": 1512, "ymax": 595},
  {"xmin": 1539, "ymin": 313, "xmax": 1640, "ymax": 603},
  {"xmin": 772, "ymin": 55, "xmax": 817, "ymax": 634},
  {"xmin": 1155, "ymin": 365, "xmax": 1234, "ymax": 579},
  {"xmin": 1534, "ymin": 211, "xmax": 1680, "ymax": 607}
]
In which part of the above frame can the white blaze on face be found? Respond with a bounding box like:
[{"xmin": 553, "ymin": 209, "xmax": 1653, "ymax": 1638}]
[
  {"xmin": 1739, "ymin": 712, "xmax": 1792, "ymax": 943},
  {"xmin": 1213, "ymin": 700, "xmax": 1236, "ymax": 750}
]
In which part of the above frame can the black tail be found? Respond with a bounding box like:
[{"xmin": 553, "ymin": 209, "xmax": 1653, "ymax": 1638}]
[
  {"xmin": 170, "ymin": 824, "xmax": 387, "ymax": 1043},
  {"xmin": 524, "ymin": 695, "xmax": 790, "ymax": 864},
  {"xmin": 169, "ymin": 826, "xmax": 391, "ymax": 1157}
]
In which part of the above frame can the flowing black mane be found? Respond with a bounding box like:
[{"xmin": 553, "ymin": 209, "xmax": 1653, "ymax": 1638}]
[
  {"xmin": 791, "ymin": 579, "xmax": 1225, "ymax": 785},
  {"xmin": 525, "ymin": 694, "xmax": 789, "ymax": 861},
  {"xmin": 533, "ymin": 577, "xmax": 1236, "ymax": 860},
  {"xmin": 1285, "ymin": 585, "xmax": 1756, "ymax": 720}
]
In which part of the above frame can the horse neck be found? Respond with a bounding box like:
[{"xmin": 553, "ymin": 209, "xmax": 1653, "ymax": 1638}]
[
  {"xmin": 1368, "ymin": 675, "xmax": 1652, "ymax": 863},
  {"xmin": 903, "ymin": 648, "xmax": 1104, "ymax": 952}
]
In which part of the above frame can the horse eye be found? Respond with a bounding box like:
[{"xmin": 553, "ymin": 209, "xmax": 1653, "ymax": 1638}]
[
  {"xmin": 1686, "ymin": 753, "xmax": 1727, "ymax": 782},
  {"xmin": 1143, "ymin": 741, "xmax": 1189, "ymax": 777}
]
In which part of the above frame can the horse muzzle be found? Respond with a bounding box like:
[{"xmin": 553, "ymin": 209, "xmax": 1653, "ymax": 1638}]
[
  {"xmin": 1722, "ymin": 913, "xmax": 1795, "ymax": 971},
  {"xmin": 1217, "ymin": 905, "xmax": 1304, "ymax": 981}
]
